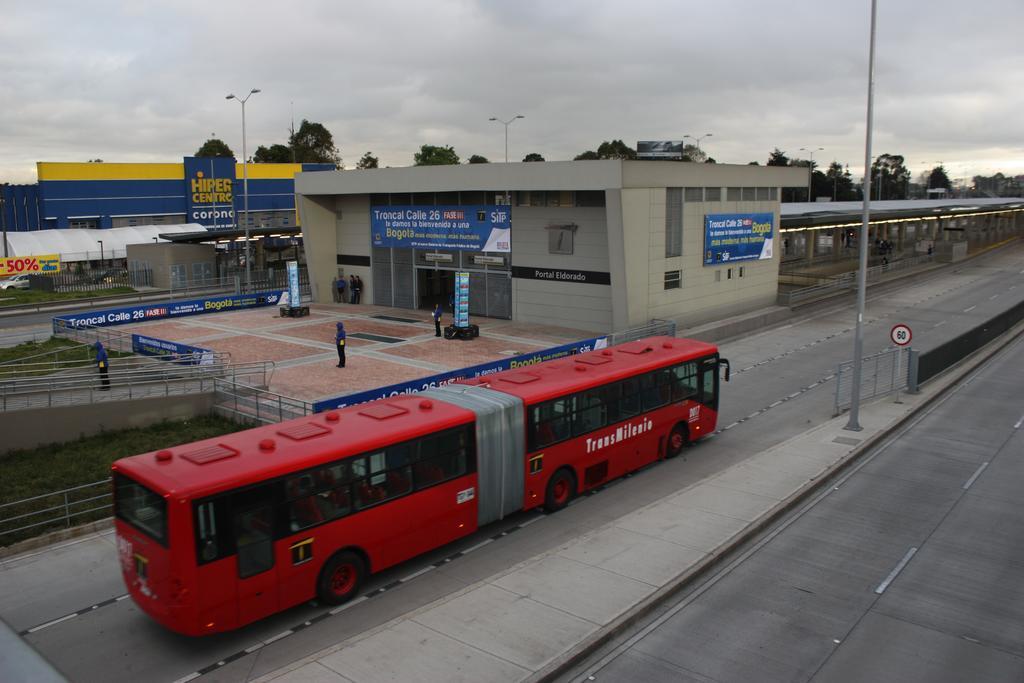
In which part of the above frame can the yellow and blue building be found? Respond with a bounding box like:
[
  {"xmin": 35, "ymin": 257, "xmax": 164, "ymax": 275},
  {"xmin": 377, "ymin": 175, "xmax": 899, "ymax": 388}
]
[{"xmin": 1, "ymin": 158, "xmax": 334, "ymax": 232}]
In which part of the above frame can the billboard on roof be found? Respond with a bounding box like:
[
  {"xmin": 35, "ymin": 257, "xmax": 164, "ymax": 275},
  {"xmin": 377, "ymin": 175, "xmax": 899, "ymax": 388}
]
[{"xmin": 637, "ymin": 141, "xmax": 684, "ymax": 160}]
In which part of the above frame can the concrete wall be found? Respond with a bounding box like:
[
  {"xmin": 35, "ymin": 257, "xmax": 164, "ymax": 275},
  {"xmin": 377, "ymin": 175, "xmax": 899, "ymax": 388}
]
[
  {"xmin": 0, "ymin": 394, "xmax": 215, "ymax": 454},
  {"xmin": 335, "ymin": 195, "xmax": 373, "ymax": 304},
  {"xmin": 510, "ymin": 206, "xmax": 611, "ymax": 332},
  {"xmin": 296, "ymin": 194, "xmax": 340, "ymax": 303}
]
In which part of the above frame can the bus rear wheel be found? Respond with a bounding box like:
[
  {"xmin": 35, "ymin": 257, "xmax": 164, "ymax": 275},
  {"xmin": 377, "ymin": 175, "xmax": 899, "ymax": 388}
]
[
  {"xmin": 544, "ymin": 468, "xmax": 576, "ymax": 513},
  {"xmin": 666, "ymin": 425, "xmax": 689, "ymax": 459},
  {"xmin": 318, "ymin": 551, "xmax": 365, "ymax": 606}
]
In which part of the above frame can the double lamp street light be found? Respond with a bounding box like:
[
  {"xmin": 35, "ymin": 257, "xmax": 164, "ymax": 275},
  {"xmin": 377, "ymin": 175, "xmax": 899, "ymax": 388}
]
[
  {"xmin": 226, "ymin": 88, "xmax": 261, "ymax": 286},
  {"xmin": 799, "ymin": 146, "xmax": 824, "ymax": 202},
  {"xmin": 489, "ymin": 115, "xmax": 524, "ymax": 163}
]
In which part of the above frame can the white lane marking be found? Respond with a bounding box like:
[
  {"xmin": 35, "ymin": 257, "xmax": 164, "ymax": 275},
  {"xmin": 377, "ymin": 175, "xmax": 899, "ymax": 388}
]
[
  {"xmin": 788, "ymin": 392, "xmax": 801, "ymax": 399},
  {"xmin": 769, "ymin": 400, "xmax": 782, "ymax": 408},
  {"xmin": 328, "ymin": 595, "xmax": 368, "ymax": 615},
  {"xmin": 263, "ymin": 630, "xmax": 294, "ymax": 645},
  {"xmin": 116, "ymin": 594, "xmax": 131, "ymax": 601},
  {"xmin": 27, "ymin": 613, "xmax": 77, "ymax": 633},
  {"xmin": 989, "ymin": 294, "xmax": 999, "ymax": 300},
  {"xmin": 244, "ymin": 642, "xmax": 265, "ymax": 654},
  {"xmin": 875, "ymin": 547, "xmax": 918, "ymax": 594},
  {"xmin": 1014, "ymin": 414, "xmax": 1024, "ymax": 430},
  {"xmin": 172, "ymin": 674, "xmax": 202, "ymax": 683},
  {"xmin": 933, "ymin": 320, "xmax": 947, "ymax": 328},
  {"xmin": 963, "ymin": 305, "xmax": 976, "ymax": 312},
  {"xmin": 963, "ymin": 462, "xmax": 989, "ymax": 490}
]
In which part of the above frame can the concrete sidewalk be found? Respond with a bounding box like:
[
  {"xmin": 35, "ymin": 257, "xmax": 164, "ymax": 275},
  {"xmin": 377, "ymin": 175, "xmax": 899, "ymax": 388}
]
[{"xmin": 253, "ymin": 327, "xmax": 1020, "ymax": 683}]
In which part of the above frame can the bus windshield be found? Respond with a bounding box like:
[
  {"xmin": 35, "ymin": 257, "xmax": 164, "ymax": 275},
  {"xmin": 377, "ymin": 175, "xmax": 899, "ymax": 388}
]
[{"xmin": 114, "ymin": 473, "xmax": 167, "ymax": 546}]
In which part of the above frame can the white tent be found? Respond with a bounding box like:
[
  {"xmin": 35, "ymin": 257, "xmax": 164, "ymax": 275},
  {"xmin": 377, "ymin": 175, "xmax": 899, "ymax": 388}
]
[{"xmin": 3, "ymin": 224, "xmax": 206, "ymax": 262}]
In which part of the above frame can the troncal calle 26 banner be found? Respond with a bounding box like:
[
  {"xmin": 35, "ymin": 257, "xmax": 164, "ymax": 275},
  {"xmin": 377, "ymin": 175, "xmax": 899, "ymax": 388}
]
[
  {"xmin": 371, "ymin": 205, "xmax": 511, "ymax": 252},
  {"xmin": 703, "ymin": 213, "xmax": 774, "ymax": 265},
  {"xmin": 52, "ymin": 290, "xmax": 287, "ymax": 330}
]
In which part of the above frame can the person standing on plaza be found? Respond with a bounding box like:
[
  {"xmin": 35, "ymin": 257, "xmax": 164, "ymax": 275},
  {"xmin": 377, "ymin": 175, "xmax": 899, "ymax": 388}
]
[
  {"xmin": 331, "ymin": 275, "xmax": 339, "ymax": 302},
  {"xmin": 355, "ymin": 275, "xmax": 364, "ymax": 304},
  {"xmin": 95, "ymin": 340, "xmax": 111, "ymax": 390},
  {"xmin": 432, "ymin": 302, "xmax": 443, "ymax": 337},
  {"xmin": 349, "ymin": 275, "xmax": 358, "ymax": 304},
  {"xmin": 335, "ymin": 322, "xmax": 347, "ymax": 368},
  {"xmin": 337, "ymin": 274, "xmax": 347, "ymax": 303}
]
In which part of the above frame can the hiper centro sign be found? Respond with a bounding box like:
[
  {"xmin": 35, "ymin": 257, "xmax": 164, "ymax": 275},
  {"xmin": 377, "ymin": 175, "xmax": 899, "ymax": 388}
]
[{"xmin": 184, "ymin": 156, "xmax": 235, "ymax": 227}]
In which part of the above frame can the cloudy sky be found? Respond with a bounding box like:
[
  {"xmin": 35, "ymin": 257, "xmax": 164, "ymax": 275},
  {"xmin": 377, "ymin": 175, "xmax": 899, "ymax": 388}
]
[{"xmin": 2, "ymin": 0, "xmax": 1021, "ymax": 185}]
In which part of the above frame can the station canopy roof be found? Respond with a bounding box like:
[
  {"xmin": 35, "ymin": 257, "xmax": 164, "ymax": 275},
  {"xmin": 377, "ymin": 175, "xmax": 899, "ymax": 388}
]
[
  {"xmin": 781, "ymin": 198, "xmax": 1024, "ymax": 228},
  {"xmin": 3, "ymin": 224, "xmax": 205, "ymax": 262}
]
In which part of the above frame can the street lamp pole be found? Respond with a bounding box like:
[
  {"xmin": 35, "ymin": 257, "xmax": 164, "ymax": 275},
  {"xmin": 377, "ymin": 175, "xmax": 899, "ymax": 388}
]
[
  {"xmin": 226, "ymin": 88, "xmax": 261, "ymax": 287},
  {"xmin": 488, "ymin": 115, "xmax": 524, "ymax": 163},
  {"xmin": 97, "ymin": 240, "xmax": 104, "ymax": 267},
  {"xmin": 845, "ymin": 0, "xmax": 878, "ymax": 433},
  {"xmin": 683, "ymin": 133, "xmax": 713, "ymax": 160},
  {"xmin": 799, "ymin": 147, "xmax": 824, "ymax": 202}
]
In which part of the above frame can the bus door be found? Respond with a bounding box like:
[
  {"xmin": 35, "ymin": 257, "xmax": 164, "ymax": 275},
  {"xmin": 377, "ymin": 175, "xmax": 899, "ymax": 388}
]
[
  {"xmin": 231, "ymin": 485, "xmax": 279, "ymax": 626},
  {"xmin": 699, "ymin": 356, "xmax": 720, "ymax": 412}
]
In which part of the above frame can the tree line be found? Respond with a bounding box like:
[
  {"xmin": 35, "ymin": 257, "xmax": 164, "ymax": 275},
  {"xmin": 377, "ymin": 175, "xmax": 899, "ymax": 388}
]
[{"xmin": 193, "ymin": 126, "xmax": 1012, "ymax": 199}]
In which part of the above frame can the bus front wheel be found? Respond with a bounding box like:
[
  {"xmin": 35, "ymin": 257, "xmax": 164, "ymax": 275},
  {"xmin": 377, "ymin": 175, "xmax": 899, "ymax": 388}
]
[
  {"xmin": 318, "ymin": 550, "xmax": 365, "ymax": 606},
  {"xmin": 544, "ymin": 468, "xmax": 577, "ymax": 513},
  {"xmin": 666, "ymin": 425, "xmax": 689, "ymax": 459}
]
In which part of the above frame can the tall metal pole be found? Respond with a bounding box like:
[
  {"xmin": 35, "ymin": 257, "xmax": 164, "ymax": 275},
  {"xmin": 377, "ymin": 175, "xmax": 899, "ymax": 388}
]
[
  {"xmin": 489, "ymin": 115, "xmax": 524, "ymax": 163},
  {"xmin": 227, "ymin": 89, "xmax": 260, "ymax": 287},
  {"xmin": 845, "ymin": 0, "xmax": 877, "ymax": 432},
  {"xmin": 241, "ymin": 99, "xmax": 250, "ymax": 287},
  {"xmin": 800, "ymin": 147, "xmax": 824, "ymax": 202}
]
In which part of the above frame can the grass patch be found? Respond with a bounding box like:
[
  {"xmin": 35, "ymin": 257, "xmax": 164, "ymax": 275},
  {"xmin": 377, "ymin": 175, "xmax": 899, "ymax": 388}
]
[
  {"xmin": 0, "ymin": 286, "xmax": 136, "ymax": 308},
  {"xmin": 0, "ymin": 414, "xmax": 246, "ymax": 546},
  {"xmin": 0, "ymin": 336, "xmax": 132, "ymax": 376},
  {"xmin": 0, "ymin": 337, "xmax": 84, "ymax": 365}
]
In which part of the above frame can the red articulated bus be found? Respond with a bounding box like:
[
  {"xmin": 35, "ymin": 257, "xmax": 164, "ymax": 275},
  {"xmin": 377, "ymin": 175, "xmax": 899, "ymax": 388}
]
[{"xmin": 112, "ymin": 336, "xmax": 729, "ymax": 635}]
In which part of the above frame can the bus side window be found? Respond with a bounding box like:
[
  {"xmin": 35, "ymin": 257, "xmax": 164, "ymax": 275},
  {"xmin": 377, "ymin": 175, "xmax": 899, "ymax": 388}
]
[
  {"xmin": 671, "ymin": 361, "xmax": 698, "ymax": 402},
  {"xmin": 641, "ymin": 369, "xmax": 670, "ymax": 410},
  {"xmin": 573, "ymin": 388, "xmax": 607, "ymax": 436},
  {"xmin": 231, "ymin": 484, "xmax": 276, "ymax": 578},
  {"xmin": 618, "ymin": 378, "xmax": 641, "ymax": 418}
]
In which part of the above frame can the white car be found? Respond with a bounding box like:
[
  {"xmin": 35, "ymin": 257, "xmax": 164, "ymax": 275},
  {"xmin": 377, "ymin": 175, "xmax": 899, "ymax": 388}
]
[{"xmin": 0, "ymin": 274, "xmax": 31, "ymax": 290}]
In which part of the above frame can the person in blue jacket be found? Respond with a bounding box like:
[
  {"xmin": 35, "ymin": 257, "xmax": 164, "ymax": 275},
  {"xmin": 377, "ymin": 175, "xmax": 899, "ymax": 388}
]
[
  {"xmin": 334, "ymin": 322, "xmax": 347, "ymax": 368},
  {"xmin": 95, "ymin": 340, "xmax": 110, "ymax": 390},
  {"xmin": 432, "ymin": 303, "xmax": 443, "ymax": 337}
]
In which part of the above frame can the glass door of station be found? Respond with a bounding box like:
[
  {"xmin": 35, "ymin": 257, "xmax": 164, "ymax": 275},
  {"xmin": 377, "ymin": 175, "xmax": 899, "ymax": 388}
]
[{"xmin": 371, "ymin": 247, "xmax": 511, "ymax": 319}]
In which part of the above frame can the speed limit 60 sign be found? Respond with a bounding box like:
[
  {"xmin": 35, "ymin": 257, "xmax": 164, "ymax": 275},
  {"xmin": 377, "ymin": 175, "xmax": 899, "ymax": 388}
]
[{"xmin": 890, "ymin": 324, "xmax": 912, "ymax": 346}]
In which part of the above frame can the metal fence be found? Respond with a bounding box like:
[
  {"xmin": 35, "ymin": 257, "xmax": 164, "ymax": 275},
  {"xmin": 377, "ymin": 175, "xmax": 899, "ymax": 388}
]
[
  {"xmin": 912, "ymin": 297, "xmax": 1024, "ymax": 388},
  {"xmin": 0, "ymin": 479, "xmax": 111, "ymax": 547},
  {"xmin": 608, "ymin": 319, "xmax": 678, "ymax": 345},
  {"xmin": 778, "ymin": 253, "xmax": 935, "ymax": 307},
  {"xmin": 834, "ymin": 346, "xmax": 912, "ymax": 415},
  {"xmin": 213, "ymin": 378, "xmax": 315, "ymax": 424}
]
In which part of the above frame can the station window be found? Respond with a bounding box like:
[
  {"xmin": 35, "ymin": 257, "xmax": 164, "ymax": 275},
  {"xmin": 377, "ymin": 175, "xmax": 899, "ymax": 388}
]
[
  {"xmin": 665, "ymin": 188, "xmax": 682, "ymax": 257},
  {"xmin": 739, "ymin": 266, "xmax": 745, "ymax": 278},
  {"xmin": 742, "ymin": 187, "xmax": 756, "ymax": 201},
  {"xmin": 575, "ymin": 191, "xmax": 606, "ymax": 207},
  {"xmin": 664, "ymin": 270, "xmax": 681, "ymax": 290},
  {"xmin": 727, "ymin": 187, "xmax": 742, "ymax": 201},
  {"xmin": 705, "ymin": 187, "xmax": 721, "ymax": 202},
  {"xmin": 547, "ymin": 224, "xmax": 576, "ymax": 255},
  {"xmin": 684, "ymin": 187, "xmax": 703, "ymax": 202},
  {"xmin": 756, "ymin": 187, "xmax": 772, "ymax": 201}
]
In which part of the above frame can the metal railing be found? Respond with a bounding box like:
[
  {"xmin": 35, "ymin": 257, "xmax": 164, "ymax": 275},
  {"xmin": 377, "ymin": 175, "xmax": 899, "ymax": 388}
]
[
  {"xmin": 833, "ymin": 346, "xmax": 911, "ymax": 415},
  {"xmin": 778, "ymin": 253, "xmax": 936, "ymax": 307},
  {"xmin": 213, "ymin": 378, "xmax": 315, "ymax": 425},
  {"xmin": 0, "ymin": 479, "xmax": 112, "ymax": 547},
  {"xmin": 0, "ymin": 357, "xmax": 273, "ymax": 411},
  {"xmin": 608, "ymin": 319, "xmax": 678, "ymax": 345}
]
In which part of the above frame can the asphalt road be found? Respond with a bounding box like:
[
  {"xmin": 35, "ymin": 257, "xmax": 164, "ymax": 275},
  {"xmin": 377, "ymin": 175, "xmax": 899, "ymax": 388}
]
[
  {"xmin": 565, "ymin": 313, "xmax": 1024, "ymax": 682},
  {"xmin": 3, "ymin": 243, "xmax": 1022, "ymax": 682}
]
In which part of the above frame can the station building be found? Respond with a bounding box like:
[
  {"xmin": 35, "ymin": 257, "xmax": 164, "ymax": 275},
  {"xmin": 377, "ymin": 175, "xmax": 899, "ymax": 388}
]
[
  {"xmin": 1, "ymin": 158, "xmax": 334, "ymax": 232},
  {"xmin": 296, "ymin": 160, "xmax": 805, "ymax": 332}
]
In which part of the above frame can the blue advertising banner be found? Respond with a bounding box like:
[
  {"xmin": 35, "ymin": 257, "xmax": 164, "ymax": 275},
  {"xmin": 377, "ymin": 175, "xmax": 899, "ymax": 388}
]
[
  {"xmin": 52, "ymin": 290, "xmax": 287, "ymax": 331},
  {"xmin": 312, "ymin": 336, "xmax": 609, "ymax": 412},
  {"xmin": 184, "ymin": 156, "xmax": 236, "ymax": 227},
  {"xmin": 454, "ymin": 271, "xmax": 470, "ymax": 328},
  {"xmin": 370, "ymin": 205, "xmax": 511, "ymax": 252},
  {"xmin": 286, "ymin": 260, "xmax": 300, "ymax": 307},
  {"xmin": 703, "ymin": 213, "xmax": 775, "ymax": 265},
  {"xmin": 131, "ymin": 334, "xmax": 214, "ymax": 365}
]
